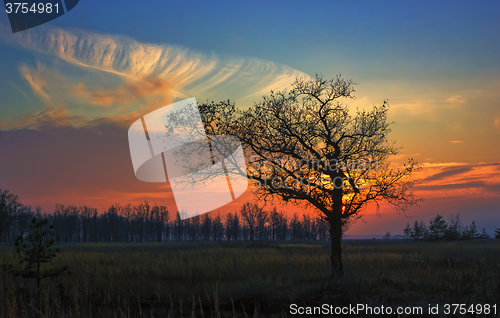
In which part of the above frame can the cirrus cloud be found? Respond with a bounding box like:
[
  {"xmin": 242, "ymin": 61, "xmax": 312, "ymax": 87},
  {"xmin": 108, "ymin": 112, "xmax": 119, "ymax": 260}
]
[{"xmin": 0, "ymin": 25, "xmax": 311, "ymax": 130}]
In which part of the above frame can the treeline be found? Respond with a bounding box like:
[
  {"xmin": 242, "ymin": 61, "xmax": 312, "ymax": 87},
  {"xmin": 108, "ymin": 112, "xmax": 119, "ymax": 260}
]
[
  {"xmin": 402, "ymin": 214, "xmax": 500, "ymax": 241},
  {"xmin": 0, "ymin": 189, "xmax": 331, "ymax": 243}
]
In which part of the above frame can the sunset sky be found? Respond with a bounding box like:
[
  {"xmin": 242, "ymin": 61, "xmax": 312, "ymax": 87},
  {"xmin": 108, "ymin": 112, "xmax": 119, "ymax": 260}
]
[{"xmin": 0, "ymin": 1, "xmax": 499, "ymax": 237}]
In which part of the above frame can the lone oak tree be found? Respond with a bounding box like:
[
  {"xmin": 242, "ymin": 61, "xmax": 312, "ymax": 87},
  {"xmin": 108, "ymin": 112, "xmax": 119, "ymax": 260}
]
[{"xmin": 199, "ymin": 75, "xmax": 420, "ymax": 279}]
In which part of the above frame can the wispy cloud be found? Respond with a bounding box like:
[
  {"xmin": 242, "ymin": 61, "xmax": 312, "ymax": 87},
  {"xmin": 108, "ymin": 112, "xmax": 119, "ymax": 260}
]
[
  {"xmin": 449, "ymin": 140, "xmax": 463, "ymax": 144},
  {"xmin": 421, "ymin": 162, "xmax": 469, "ymax": 168},
  {"xmin": 446, "ymin": 94, "xmax": 466, "ymax": 104},
  {"xmin": 0, "ymin": 106, "xmax": 139, "ymax": 131},
  {"xmin": 0, "ymin": 26, "xmax": 310, "ymax": 130},
  {"xmin": 415, "ymin": 162, "xmax": 500, "ymax": 199},
  {"xmin": 421, "ymin": 166, "xmax": 473, "ymax": 182}
]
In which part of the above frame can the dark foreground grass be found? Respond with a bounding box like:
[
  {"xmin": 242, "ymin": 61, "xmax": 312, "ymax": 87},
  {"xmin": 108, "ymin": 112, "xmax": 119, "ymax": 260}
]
[{"xmin": 1, "ymin": 240, "xmax": 499, "ymax": 317}]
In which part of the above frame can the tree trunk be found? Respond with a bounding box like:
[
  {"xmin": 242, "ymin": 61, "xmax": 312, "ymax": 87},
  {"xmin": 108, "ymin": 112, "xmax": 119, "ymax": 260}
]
[
  {"xmin": 157, "ymin": 222, "xmax": 162, "ymax": 242},
  {"xmin": 329, "ymin": 188, "xmax": 344, "ymax": 281},
  {"xmin": 329, "ymin": 215, "xmax": 343, "ymax": 280}
]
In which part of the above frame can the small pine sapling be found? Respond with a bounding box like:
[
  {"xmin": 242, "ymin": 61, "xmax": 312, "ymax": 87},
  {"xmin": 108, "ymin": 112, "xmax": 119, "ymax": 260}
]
[{"xmin": 12, "ymin": 216, "xmax": 69, "ymax": 289}]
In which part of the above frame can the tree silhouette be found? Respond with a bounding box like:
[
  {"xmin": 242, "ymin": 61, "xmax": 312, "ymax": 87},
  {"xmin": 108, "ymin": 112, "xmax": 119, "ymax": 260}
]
[
  {"xmin": 199, "ymin": 75, "xmax": 420, "ymax": 279},
  {"xmin": 403, "ymin": 215, "xmax": 491, "ymax": 241},
  {"xmin": 13, "ymin": 216, "xmax": 68, "ymax": 289},
  {"xmin": 413, "ymin": 220, "xmax": 427, "ymax": 240},
  {"xmin": 429, "ymin": 214, "xmax": 447, "ymax": 240},
  {"xmin": 0, "ymin": 189, "xmax": 21, "ymax": 241},
  {"xmin": 444, "ymin": 213, "xmax": 462, "ymax": 240},
  {"xmin": 403, "ymin": 223, "xmax": 412, "ymax": 240},
  {"xmin": 270, "ymin": 207, "xmax": 287, "ymax": 240},
  {"xmin": 471, "ymin": 221, "xmax": 480, "ymax": 239},
  {"xmin": 480, "ymin": 228, "xmax": 489, "ymax": 239},
  {"xmin": 240, "ymin": 202, "xmax": 268, "ymax": 241}
]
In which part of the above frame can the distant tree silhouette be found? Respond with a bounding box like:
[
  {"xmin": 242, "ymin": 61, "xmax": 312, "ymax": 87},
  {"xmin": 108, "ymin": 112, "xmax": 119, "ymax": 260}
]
[
  {"xmin": 494, "ymin": 228, "xmax": 500, "ymax": 239},
  {"xmin": 12, "ymin": 216, "xmax": 68, "ymax": 289},
  {"xmin": 120, "ymin": 204, "xmax": 133, "ymax": 243},
  {"xmin": 201, "ymin": 214, "xmax": 211, "ymax": 241},
  {"xmin": 383, "ymin": 232, "xmax": 391, "ymax": 240},
  {"xmin": 212, "ymin": 213, "xmax": 224, "ymax": 241},
  {"xmin": 174, "ymin": 212, "xmax": 183, "ymax": 241},
  {"xmin": 461, "ymin": 221, "xmax": 480, "ymax": 240},
  {"xmin": 402, "ymin": 214, "xmax": 490, "ymax": 241},
  {"xmin": 7, "ymin": 201, "xmax": 490, "ymax": 245},
  {"xmin": 403, "ymin": 223, "xmax": 412, "ymax": 240},
  {"xmin": 155, "ymin": 205, "xmax": 169, "ymax": 242},
  {"xmin": 290, "ymin": 213, "xmax": 301, "ymax": 240},
  {"xmin": 479, "ymin": 228, "xmax": 489, "ymax": 239},
  {"xmin": 444, "ymin": 214, "xmax": 462, "ymax": 240},
  {"xmin": 411, "ymin": 220, "xmax": 426, "ymax": 240},
  {"xmin": 469, "ymin": 221, "xmax": 480, "ymax": 239},
  {"xmin": 81, "ymin": 206, "xmax": 94, "ymax": 243},
  {"xmin": 134, "ymin": 202, "xmax": 151, "ymax": 242},
  {"xmin": 429, "ymin": 214, "xmax": 447, "ymax": 240},
  {"xmin": 0, "ymin": 189, "xmax": 21, "ymax": 242},
  {"xmin": 240, "ymin": 202, "xmax": 268, "ymax": 241},
  {"xmin": 0, "ymin": 189, "xmax": 364, "ymax": 244},
  {"xmin": 270, "ymin": 207, "xmax": 288, "ymax": 240},
  {"xmin": 225, "ymin": 212, "xmax": 241, "ymax": 241}
]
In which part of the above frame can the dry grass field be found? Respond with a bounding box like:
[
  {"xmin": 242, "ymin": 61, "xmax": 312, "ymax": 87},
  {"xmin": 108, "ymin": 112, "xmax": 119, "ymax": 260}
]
[{"xmin": 1, "ymin": 240, "xmax": 499, "ymax": 317}]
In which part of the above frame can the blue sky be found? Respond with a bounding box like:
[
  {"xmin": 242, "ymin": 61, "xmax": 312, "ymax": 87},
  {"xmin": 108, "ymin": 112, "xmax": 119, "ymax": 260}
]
[
  {"xmin": 4, "ymin": 1, "xmax": 499, "ymax": 75},
  {"xmin": 45, "ymin": 1, "xmax": 500, "ymax": 78}
]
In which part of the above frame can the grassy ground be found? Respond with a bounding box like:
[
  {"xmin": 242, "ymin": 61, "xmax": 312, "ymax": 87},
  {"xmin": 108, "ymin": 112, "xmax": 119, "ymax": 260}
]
[{"xmin": 1, "ymin": 240, "xmax": 499, "ymax": 317}]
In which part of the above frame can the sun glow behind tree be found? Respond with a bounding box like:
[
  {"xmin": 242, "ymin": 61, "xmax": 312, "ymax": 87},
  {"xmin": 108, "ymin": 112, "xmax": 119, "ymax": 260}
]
[{"xmin": 198, "ymin": 75, "xmax": 421, "ymax": 278}]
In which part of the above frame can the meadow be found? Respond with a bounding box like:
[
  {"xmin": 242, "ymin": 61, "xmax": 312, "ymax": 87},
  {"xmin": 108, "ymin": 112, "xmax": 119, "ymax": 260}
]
[{"xmin": 1, "ymin": 240, "xmax": 499, "ymax": 317}]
